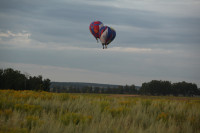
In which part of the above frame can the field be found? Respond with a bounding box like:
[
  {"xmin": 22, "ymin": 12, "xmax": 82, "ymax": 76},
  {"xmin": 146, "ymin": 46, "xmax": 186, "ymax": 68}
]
[{"xmin": 0, "ymin": 90, "xmax": 200, "ymax": 133}]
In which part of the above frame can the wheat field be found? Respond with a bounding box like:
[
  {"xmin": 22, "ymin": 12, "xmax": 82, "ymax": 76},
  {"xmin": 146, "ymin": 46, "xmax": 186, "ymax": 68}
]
[{"xmin": 0, "ymin": 90, "xmax": 200, "ymax": 133}]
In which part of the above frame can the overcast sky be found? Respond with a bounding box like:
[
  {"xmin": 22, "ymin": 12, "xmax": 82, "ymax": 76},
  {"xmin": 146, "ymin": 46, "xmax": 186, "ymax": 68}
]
[{"xmin": 0, "ymin": 0, "xmax": 200, "ymax": 87}]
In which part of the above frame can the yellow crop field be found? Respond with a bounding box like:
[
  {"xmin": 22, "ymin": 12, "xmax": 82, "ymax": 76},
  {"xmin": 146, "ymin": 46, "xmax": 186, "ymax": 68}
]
[{"xmin": 0, "ymin": 90, "xmax": 200, "ymax": 133}]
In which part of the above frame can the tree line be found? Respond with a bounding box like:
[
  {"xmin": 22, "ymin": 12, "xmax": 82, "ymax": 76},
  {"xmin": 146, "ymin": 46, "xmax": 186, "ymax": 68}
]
[
  {"xmin": 1, "ymin": 68, "xmax": 200, "ymax": 96},
  {"xmin": 52, "ymin": 80, "xmax": 200, "ymax": 96},
  {"xmin": 140, "ymin": 80, "xmax": 200, "ymax": 96},
  {"xmin": 0, "ymin": 68, "xmax": 51, "ymax": 91},
  {"xmin": 52, "ymin": 85, "xmax": 138, "ymax": 94}
]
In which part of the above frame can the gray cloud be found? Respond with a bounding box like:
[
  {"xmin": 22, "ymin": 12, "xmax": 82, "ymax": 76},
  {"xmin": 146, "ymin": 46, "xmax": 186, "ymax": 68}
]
[
  {"xmin": 1, "ymin": 0, "xmax": 199, "ymax": 47},
  {"xmin": 0, "ymin": 0, "xmax": 200, "ymax": 86}
]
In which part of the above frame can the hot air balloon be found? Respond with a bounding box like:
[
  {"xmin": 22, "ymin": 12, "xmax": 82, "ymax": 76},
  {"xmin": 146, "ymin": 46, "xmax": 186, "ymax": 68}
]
[
  {"xmin": 89, "ymin": 21, "xmax": 104, "ymax": 42},
  {"xmin": 99, "ymin": 26, "xmax": 116, "ymax": 49}
]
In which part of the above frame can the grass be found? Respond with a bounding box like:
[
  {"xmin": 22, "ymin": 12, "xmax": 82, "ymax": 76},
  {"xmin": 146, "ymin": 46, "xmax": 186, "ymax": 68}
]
[{"xmin": 0, "ymin": 90, "xmax": 200, "ymax": 133}]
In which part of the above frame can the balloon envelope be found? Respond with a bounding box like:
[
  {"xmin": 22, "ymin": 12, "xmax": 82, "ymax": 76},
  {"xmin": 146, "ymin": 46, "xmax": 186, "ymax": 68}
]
[
  {"xmin": 99, "ymin": 26, "xmax": 116, "ymax": 45},
  {"xmin": 89, "ymin": 21, "xmax": 103, "ymax": 39}
]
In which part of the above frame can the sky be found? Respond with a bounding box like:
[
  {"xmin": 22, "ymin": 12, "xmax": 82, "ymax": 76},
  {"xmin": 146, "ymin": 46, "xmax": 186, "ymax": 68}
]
[{"xmin": 0, "ymin": 0, "xmax": 200, "ymax": 87}]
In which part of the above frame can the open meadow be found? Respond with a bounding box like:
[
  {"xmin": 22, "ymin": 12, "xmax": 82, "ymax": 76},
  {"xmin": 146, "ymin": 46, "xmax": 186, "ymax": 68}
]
[{"xmin": 0, "ymin": 90, "xmax": 200, "ymax": 133}]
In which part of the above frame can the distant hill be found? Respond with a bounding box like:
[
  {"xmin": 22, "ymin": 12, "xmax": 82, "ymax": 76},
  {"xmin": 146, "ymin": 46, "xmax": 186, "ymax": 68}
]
[
  {"xmin": 50, "ymin": 82, "xmax": 140, "ymax": 94},
  {"xmin": 50, "ymin": 82, "xmax": 140, "ymax": 89},
  {"xmin": 50, "ymin": 82, "xmax": 121, "ymax": 89}
]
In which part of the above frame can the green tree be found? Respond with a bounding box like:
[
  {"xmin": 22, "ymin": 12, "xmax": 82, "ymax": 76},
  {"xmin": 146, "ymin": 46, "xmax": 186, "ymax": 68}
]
[
  {"xmin": 43, "ymin": 79, "xmax": 51, "ymax": 91},
  {"xmin": 0, "ymin": 68, "xmax": 51, "ymax": 91},
  {"xmin": 172, "ymin": 81, "xmax": 198, "ymax": 96},
  {"xmin": 0, "ymin": 68, "xmax": 26, "ymax": 90},
  {"xmin": 0, "ymin": 69, "xmax": 4, "ymax": 89},
  {"xmin": 140, "ymin": 80, "xmax": 171, "ymax": 95}
]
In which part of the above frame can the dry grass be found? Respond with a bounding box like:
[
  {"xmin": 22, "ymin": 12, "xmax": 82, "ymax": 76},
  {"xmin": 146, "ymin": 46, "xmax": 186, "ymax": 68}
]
[{"xmin": 0, "ymin": 90, "xmax": 200, "ymax": 133}]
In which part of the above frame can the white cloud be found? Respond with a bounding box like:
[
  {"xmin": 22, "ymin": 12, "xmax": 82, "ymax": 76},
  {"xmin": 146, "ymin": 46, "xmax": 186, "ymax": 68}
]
[
  {"xmin": 0, "ymin": 30, "xmax": 30, "ymax": 38},
  {"xmin": 0, "ymin": 31, "xmax": 31, "ymax": 48},
  {"xmin": 0, "ymin": 30, "xmax": 175, "ymax": 55}
]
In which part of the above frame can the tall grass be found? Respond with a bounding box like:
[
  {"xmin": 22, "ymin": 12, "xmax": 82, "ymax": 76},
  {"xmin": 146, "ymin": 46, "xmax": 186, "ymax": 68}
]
[{"xmin": 0, "ymin": 90, "xmax": 199, "ymax": 133}]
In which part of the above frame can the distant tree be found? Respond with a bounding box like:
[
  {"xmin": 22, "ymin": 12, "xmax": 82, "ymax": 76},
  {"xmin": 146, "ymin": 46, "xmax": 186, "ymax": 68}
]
[
  {"xmin": 0, "ymin": 69, "xmax": 4, "ymax": 89},
  {"xmin": 43, "ymin": 79, "xmax": 51, "ymax": 91},
  {"xmin": 129, "ymin": 84, "xmax": 137, "ymax": 94},
  {"xmin": 172, "ymin": 81, "xmax": 199, "ymax": 96},
  {"xmin": 27, "ymin": 75, "xmax": 43, "ymax": 90},
  {"xmin": 124, "ymin": 85, "xmax": 129, "ymax": 94},
  {"xmin": 0, "ymin": 68, "xmax": 51, "ymax": 91},
  {"xmin": 198, "ymin": 88, "xmax": 200, "ymax": 95},
  {"xmin": 122, "ymin": 84, "xmax": 137, "ymax": 94},
  {"xmin": 117, "ymin": 86, "xmax": 124, "ymax": 94},
  {"xmin": 139, "ymin": 80, "xmax": 200, "ymax": 96},
  {"xmin": 94, "ymin": 87, "xmax": 100, "ymax": 93},
  {"xmin": 0, "ymin": 68, "xmax": 26, "ymax": 90},
  {"xmin": 140, "ymin": 82, "xmax": 149, "ymax": 95},
  {"xmin": 140, "ymin": 80, "xmax": 171, "ymax": 95}
]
